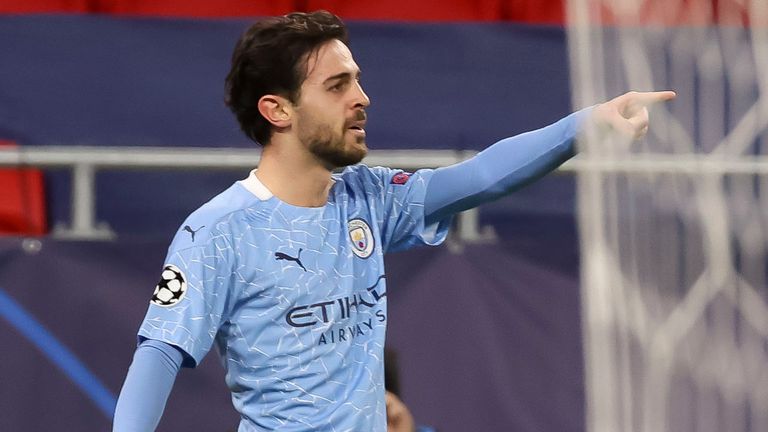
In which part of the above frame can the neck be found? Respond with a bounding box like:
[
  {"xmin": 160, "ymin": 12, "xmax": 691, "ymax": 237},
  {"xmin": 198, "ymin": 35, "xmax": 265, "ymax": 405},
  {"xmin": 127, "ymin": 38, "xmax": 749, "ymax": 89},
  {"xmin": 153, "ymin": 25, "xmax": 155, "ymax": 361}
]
[{"xmin": 255, "ymin": 140, "xmax": 334, "ymax": 208}]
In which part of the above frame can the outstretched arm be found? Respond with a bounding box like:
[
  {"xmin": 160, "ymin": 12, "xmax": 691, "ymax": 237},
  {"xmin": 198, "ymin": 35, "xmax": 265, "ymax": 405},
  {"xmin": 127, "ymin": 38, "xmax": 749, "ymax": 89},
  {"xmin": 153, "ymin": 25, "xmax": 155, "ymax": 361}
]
[
  {"xmin": 424, "ymin": 91, "xmax": 676, "ymax": 225},
  {"xmin": 112, "ymin": 339, "xmax": 184, "ymax": 432}
]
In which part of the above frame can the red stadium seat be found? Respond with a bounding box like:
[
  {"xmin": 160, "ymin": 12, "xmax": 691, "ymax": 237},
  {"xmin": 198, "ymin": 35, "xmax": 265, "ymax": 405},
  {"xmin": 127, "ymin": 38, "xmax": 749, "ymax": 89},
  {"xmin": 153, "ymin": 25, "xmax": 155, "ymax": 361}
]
[
  {"xmin": 0, "ymin": 0, "xmax": 88, "ymax": 13},
  {"xmin": 305, "ymin": 0, "xmax": 505, "ymax": 22},
  {"xmin": 504, "ymin": 0, "xmax": 564, "ymax": 25},
  {"xmin": 0, "ymin": 141, "xmax": 47, "ymax": 236},
  {"xmin": 3, "ymin": 0, "xmax": 751, "ymax": 26},
  {"xmin": 92, "ymin": 0, "xmax": 297, "ymax": 18}
]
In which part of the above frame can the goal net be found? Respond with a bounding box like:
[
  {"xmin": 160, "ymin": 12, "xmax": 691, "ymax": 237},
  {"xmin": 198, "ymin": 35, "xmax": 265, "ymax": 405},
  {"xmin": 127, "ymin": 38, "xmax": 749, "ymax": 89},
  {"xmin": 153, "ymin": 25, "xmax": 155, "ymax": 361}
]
[{"xmin": 566, "ymin": 1, "xmax": 768, "ymax": 431}]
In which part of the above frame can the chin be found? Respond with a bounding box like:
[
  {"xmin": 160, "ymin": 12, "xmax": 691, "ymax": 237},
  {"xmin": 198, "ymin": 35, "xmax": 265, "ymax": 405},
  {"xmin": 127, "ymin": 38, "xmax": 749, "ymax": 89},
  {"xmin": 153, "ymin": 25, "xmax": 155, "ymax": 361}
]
[
  {"xmin": 308, "ymin": 134, "xmax": 368, "ymax": 168},
  {"xmin": 337, "ymin": 149, "xmax": 367, "ymax": 167},
  {"xmin": 336, "ymin": 139, "xmax": 367, "ymax": 166},
  {"xmin": 312, "ymin": 148, "xmax": 366, "ymax": 169},
  {"xmin": 353, "ymin": 140, "xmax": 368, "ymax": 155}
]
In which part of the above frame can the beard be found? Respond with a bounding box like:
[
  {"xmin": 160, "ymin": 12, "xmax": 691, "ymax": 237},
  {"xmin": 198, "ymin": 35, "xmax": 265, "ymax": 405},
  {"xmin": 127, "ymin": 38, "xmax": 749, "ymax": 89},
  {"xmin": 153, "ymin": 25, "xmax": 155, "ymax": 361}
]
[{"xmin": 302, "ymin": 120, "xmax": 368, "ymax": 169}]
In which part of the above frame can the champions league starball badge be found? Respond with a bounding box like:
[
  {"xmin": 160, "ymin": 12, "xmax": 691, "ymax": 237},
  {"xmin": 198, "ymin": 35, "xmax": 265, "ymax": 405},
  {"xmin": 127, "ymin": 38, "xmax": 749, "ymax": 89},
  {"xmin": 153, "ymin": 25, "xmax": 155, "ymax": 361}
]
[
  {"xmin": 348, "ymin": 218, "xmax": 374, "ymax": 259},
  {"xmin": 151, "ymin": 264, "xmax": 188, "ymax": 307}
]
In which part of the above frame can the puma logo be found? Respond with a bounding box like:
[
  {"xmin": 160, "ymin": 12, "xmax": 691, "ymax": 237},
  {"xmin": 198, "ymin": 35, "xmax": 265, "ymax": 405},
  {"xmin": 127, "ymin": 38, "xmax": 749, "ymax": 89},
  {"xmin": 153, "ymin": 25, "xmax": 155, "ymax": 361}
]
[
  {"xmin": 275, "ymin": 248, "xmax": 307, "ymax": 272},
  {"xmin": 183, "ymin": 225, "xmax": 204, "ymax": 242}
]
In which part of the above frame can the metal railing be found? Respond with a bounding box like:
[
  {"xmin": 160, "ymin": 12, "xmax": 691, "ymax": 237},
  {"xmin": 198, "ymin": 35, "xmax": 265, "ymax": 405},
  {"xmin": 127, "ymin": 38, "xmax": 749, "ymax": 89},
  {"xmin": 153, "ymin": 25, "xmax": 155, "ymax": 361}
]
[
  {"xmin": 0, "ymin": 146, "xmax": 496, "ymax": 242},
  {"xmin": 6, "ymin": 146, "xmax": 763, "ymax": 241}
]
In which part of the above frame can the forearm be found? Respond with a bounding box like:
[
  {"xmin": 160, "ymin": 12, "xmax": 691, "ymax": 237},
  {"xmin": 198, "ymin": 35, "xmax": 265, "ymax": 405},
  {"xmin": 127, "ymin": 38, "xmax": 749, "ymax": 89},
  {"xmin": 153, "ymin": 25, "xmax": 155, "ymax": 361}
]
[
  {"xmin": 424, "ymin": 108, "xmax": 592, "ymax": 225},
  {"xmin": 113, "ymin": 339, "xmax": 183, "ymax": 432}
]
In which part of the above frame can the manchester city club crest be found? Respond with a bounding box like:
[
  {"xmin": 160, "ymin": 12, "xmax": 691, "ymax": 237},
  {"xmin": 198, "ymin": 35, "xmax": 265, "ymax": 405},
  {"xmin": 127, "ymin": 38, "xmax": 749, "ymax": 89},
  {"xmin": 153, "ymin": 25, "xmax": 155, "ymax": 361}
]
[{"xmin": 348, "ymin": 218, "xmax": 374, "ymax": 259}]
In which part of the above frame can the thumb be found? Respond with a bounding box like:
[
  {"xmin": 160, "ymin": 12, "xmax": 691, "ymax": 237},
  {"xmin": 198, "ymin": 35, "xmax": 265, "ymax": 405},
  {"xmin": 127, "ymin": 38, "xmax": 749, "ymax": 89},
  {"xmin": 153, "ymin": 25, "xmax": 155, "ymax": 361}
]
[
  {"xmin": 626, "ymin": 106, "xmax": 649, "ymax": 137},
  {"xmin": 594, "ymin": 104, "xmax": 637, "ymax": 137}
]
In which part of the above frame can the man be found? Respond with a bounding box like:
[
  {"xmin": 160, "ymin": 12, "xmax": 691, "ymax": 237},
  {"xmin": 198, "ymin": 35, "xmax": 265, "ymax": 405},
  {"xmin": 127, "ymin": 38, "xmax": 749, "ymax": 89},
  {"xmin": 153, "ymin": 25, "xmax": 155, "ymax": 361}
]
[{"xmin": 113, "ymin": 10, "xmax": 674, "ymax": 432}]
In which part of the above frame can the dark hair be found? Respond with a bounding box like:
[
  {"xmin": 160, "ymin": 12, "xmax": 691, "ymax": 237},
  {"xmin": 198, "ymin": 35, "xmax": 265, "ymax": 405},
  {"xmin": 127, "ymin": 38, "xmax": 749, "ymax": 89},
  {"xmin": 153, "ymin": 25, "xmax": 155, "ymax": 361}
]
[{"xmin": 224, "ymin": 10, "xmax": 349, "ymax": 146}]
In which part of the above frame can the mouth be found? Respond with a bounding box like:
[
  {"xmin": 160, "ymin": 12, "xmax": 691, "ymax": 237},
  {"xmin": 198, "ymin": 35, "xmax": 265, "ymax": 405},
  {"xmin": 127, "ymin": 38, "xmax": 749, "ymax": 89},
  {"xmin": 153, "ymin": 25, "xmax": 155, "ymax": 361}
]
[{"xmin": 347, "ymin": 121, "xmax": 367, "ymax": 137}]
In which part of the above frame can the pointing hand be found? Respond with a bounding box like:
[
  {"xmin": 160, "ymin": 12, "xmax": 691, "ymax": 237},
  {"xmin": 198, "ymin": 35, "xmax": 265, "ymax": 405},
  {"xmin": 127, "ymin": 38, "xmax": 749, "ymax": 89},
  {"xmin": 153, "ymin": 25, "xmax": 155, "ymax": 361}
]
[{"xmin": 591, "ymin": 90, "xmax": 677, "ymax": 139}]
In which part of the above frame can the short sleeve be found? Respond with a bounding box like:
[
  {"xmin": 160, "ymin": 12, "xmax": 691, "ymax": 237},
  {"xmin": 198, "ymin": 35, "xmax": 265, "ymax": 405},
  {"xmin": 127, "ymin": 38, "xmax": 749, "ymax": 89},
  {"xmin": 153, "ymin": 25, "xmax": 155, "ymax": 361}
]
[
  {"xmin": 362, "ymin": 166, "xmax": 453, "ymax": 253},
  {"xmin": 137, "ymin": 230, "xmax": 234, "ymax": 367}
]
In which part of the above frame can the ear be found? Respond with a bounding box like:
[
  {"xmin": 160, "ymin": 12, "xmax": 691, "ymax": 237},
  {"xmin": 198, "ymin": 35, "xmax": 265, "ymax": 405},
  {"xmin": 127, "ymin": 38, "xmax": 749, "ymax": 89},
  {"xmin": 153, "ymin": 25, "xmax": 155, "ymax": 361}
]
[{"xmin": 257, "ymin": 95, "xmax": 292, "ymax": 128}]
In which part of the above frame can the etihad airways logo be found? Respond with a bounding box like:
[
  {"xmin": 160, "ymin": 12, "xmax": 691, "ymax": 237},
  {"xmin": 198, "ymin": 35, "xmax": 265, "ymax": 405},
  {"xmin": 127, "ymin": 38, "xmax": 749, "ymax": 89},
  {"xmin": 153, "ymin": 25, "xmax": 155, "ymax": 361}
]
[{"xmin": 285, "ymin": 275, "xmax": 386, "ymax": 328}]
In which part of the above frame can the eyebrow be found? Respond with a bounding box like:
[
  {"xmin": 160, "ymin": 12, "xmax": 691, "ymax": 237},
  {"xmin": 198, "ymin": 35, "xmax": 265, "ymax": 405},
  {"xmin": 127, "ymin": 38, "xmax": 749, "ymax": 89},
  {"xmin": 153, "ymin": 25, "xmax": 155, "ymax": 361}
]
[{"xmin": 322, "ymin": 71, "xmax": 361, "ymax": 85}]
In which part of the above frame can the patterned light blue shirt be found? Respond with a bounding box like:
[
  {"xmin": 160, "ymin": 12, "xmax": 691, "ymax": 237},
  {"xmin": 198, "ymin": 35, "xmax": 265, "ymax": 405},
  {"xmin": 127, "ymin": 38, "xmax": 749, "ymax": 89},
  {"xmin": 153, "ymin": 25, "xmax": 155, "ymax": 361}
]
[{"xmin": 138, "ymin": 165, "xmax": 451, "ymax": 431}]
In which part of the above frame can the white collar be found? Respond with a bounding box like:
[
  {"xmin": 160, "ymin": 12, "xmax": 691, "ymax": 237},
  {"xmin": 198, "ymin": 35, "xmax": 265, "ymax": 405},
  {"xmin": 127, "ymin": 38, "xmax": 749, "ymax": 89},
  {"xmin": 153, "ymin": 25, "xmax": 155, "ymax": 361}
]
[{"xmin": 239, "ymin": 170, "xmax": 273, "ymax": 201}]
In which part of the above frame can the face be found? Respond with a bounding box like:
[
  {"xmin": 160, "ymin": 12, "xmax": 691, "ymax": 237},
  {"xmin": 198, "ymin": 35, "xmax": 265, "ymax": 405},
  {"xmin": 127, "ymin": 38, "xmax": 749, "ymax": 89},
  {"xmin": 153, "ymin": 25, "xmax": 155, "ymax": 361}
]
[{"xmin": 292, "ymin": 39, "xmax": 371, "ymax": 169}]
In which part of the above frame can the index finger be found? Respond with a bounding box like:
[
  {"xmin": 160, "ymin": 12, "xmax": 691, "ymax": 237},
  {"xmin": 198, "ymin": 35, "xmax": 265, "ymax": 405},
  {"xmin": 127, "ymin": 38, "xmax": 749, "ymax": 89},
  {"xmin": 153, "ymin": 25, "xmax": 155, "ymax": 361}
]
[{"xmin": 634, "ymin": 90, "xmax": 677, "ymax": 105}]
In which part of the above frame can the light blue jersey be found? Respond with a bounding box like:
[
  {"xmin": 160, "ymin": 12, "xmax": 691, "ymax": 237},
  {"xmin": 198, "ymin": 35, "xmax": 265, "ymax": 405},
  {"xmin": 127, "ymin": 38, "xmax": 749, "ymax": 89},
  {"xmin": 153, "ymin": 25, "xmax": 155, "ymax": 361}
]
[{"xmin": 138, "ymin": 165, "xmax": 451, "ymax": 431}]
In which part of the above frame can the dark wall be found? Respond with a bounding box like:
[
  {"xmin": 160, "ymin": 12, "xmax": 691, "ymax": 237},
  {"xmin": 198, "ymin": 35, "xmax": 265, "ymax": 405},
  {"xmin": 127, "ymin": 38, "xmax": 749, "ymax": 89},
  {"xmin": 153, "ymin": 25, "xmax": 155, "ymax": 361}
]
[{"xmin": 0, "ymin": 17, "xmax": 572, "ymax": 149}]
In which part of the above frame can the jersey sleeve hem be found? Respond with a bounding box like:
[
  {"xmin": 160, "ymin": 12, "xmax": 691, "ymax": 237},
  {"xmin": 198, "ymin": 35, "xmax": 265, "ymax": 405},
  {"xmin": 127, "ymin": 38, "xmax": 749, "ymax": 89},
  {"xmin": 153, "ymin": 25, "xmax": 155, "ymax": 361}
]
[{"xmin": 137, "ymin": 332, "xmax": 200, "ymax": 368}]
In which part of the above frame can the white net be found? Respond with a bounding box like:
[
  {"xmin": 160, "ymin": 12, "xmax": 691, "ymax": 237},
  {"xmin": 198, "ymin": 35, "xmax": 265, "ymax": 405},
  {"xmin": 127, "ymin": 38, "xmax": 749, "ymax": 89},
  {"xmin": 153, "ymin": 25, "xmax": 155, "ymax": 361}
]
[{"xmin": 566, "ymin": 1, "xmax": 768, "ymax": 431}]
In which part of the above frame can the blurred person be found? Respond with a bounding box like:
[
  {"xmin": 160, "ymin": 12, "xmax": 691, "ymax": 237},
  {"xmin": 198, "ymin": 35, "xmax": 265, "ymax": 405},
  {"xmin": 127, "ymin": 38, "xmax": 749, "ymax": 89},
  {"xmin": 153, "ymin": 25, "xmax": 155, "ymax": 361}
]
[
  {"xmin": 386, "ymin": 391, "xmax": 416, "ymax": 432},
  {"xmin": 384, "ymin": 348, "xmax": 434, "ymax": 432},
  {"xmin": 113, "ymin": 10, "xmax": 674, "ymax": 432}
]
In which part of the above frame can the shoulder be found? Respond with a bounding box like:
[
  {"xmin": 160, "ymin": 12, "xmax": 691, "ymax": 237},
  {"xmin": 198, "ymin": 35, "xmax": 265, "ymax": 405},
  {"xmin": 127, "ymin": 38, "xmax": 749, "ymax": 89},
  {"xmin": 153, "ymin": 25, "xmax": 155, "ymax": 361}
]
[
  {"xmin": 338, "ymin": 164, "xmax": 397, "ymax": 179},
  {"xmin": 335, "ymin": 164, "xmax": 426, "ymax": 194},
  {"xmin": 168, "ymin": 181, "xmax": 263, "ymax": 252},
  {"xmin": 335, "ymin": 164, "xmax": 403, "ymax": 191}
]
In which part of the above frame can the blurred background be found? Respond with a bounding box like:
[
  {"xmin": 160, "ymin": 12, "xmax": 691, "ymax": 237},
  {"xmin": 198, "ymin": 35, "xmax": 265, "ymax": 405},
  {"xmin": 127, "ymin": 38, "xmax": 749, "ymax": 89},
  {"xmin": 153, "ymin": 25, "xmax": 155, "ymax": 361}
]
[{"xmin": 1, "ymin": 1, "xmax": 765, "ymax": 431}]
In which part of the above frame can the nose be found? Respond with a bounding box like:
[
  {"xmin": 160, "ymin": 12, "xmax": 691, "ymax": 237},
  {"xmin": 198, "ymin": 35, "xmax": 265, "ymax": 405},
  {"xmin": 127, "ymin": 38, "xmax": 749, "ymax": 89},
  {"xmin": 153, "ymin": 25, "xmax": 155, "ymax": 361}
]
[{"xmin": 352, "ymin": 80, "xmax": 371, "ymax": 108}]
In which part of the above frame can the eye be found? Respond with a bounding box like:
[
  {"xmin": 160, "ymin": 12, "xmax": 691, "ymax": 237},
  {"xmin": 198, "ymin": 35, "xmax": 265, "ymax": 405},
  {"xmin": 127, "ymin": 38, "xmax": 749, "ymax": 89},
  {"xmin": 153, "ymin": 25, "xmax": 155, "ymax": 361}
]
[{"xmin": 329, "ymin": 82, "xmax": 345, "ymax": 92}]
